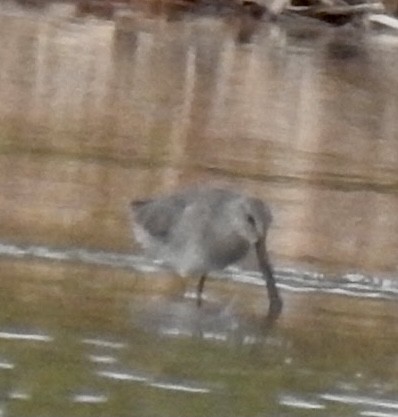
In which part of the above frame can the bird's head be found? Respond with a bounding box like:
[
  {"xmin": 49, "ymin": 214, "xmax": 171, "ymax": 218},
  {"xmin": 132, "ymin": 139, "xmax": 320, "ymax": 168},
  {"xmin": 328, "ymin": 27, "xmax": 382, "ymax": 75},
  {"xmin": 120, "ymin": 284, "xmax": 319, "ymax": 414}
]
[{"xmin": 232, "ymin": 197, "xmax": 272, "ymax": 244}]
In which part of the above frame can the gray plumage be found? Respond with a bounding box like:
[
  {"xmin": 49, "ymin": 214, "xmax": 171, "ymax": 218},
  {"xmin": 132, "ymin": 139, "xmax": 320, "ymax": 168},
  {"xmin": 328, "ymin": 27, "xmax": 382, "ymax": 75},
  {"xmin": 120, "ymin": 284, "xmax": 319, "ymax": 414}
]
[{"xmin": 130, "ymin": 186, "xmax": 282, "ymax": 318}]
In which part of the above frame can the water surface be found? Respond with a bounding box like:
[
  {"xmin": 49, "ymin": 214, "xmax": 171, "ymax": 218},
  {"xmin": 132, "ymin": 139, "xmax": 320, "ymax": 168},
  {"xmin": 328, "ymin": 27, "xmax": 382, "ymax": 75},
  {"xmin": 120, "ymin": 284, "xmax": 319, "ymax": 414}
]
[{"xmin": 0, "ymin": 2, "xmax": 397, "ymax": 416}]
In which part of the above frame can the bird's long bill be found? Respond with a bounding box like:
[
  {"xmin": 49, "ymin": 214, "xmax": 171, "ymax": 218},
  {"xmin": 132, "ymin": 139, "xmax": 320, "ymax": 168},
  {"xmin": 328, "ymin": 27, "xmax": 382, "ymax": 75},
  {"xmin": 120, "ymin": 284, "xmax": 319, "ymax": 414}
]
[{"xmin": 255, "ymin": 238, "xmax": 282, "ymax": 319}]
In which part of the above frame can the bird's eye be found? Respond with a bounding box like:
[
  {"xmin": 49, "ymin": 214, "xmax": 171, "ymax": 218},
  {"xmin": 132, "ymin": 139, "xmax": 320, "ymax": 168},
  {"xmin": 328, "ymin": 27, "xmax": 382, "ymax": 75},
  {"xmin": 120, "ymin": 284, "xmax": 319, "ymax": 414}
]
[{"xmin": 247, "ymin": 214, "xmax": 256, "ymax": 227}]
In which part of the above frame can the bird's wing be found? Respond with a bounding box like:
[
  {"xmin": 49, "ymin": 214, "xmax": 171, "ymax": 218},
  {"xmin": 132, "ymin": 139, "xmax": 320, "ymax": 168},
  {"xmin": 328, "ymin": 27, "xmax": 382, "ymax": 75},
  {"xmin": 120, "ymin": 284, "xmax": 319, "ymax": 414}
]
[{"xmin": 130, "ymin": 195, "xmax": 188, "ymax": 242}]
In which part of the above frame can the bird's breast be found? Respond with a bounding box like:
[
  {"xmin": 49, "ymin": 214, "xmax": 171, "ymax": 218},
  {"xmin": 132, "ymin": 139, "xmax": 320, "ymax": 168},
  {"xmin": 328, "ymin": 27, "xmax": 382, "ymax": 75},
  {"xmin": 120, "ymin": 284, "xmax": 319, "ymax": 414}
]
[{"xmin": 206, "ymin": 233, "xmax": 251, "ymax": 270}]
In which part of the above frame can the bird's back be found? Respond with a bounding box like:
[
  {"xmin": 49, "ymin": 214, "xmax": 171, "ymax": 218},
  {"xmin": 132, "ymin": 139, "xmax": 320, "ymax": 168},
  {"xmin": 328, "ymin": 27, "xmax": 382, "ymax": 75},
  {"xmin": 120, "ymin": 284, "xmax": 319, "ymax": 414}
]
[{"xmin": 131, "ymin": 186, "xmax": 259, "ymax": 275}]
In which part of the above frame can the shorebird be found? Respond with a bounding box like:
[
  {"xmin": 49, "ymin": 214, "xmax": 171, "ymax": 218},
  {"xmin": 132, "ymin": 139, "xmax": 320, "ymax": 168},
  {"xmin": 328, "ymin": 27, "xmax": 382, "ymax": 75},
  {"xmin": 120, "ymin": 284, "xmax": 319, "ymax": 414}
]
[{"xmin": 130, "ymin": 186, "xmax": 282, "ymax": 318}]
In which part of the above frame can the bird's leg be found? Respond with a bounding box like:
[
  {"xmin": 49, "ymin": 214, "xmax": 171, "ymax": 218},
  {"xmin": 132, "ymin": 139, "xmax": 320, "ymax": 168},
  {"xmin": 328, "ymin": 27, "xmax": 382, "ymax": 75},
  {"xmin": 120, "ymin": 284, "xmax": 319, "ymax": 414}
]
[
  {"xmin": 196, "ymin": 274, "xmax": 207, "ymax": 307},
  {"xmin": 255, "ymin": 238, "xmax": 282, "ymax": 319}
]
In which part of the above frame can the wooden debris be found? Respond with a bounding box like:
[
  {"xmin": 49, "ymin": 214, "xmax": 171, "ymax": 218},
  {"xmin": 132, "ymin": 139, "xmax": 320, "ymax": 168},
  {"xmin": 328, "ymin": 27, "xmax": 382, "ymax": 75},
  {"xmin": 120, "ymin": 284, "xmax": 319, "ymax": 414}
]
[
  {"xmin": 368, "ymin": 13, "xmax": 398, "ymax": 28},
  {"xmin": 286, "ymin": 2, "xmax": 385, "ymax": 25}
]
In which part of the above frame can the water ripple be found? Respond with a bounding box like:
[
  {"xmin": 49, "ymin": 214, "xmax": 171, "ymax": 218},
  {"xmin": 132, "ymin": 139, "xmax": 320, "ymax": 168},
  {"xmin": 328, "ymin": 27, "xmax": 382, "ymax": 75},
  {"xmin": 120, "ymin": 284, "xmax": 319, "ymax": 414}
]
[
  {"xmin": 0, "ymin": 330, "xmax": 53, "ymax": 342},
  {"xmin": 0, "ymin": 241, "xmax": 397, "ymax": 301},
  {"xmin": 0, "ymin": 361, "xmax": 14, "ymax": 370},
  {"xmin": 280, "ymin": 394, "xmax": 325, "ymax": 409},
  {"xmin": 361, "ymin": 411, "xmax": 398, "ymax": 417},
  {"xmin": 321, "ymin": 393, "xmax": 398, "ymax": 410},
  {"xmin": 9, "ymin": 391, "xmax": 30, "ymax": 400},
  {"xmin": 97, "ymin": 370, "xmax": 148, "ymax": 382},
  {"xmin": 72, "ymin": 393, "xmax": 108, "ymax": 404},
  {"xmin": 82, "ymin": 338, "xmax": 126, "ymax": 349},
  {"xmin": 148, "ymin": 381, "xmax": 210, "ymax": 394},
  {"xmin": 87, "ymin": 354, "xmax": 118, "ymax": 364}
]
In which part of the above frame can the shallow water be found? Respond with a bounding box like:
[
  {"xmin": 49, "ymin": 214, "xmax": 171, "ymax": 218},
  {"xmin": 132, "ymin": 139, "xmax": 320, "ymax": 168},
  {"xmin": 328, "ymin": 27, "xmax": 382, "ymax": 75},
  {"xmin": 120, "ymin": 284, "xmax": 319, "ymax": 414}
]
[
  {"xmin": 0, "ymin": 1, "xmax": 397, "ymax": 416},
  {"xmin": 0, "ymin": 256, "xmax": 397, "ymax": 416}
]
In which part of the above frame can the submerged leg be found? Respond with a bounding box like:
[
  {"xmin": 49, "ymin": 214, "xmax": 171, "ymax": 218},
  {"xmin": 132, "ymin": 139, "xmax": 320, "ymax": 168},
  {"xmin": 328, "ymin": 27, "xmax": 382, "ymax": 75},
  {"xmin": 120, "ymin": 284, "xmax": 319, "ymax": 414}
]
[{"xmin": 196, "ymin": 274, "xmax": 207, "ymax": 307}]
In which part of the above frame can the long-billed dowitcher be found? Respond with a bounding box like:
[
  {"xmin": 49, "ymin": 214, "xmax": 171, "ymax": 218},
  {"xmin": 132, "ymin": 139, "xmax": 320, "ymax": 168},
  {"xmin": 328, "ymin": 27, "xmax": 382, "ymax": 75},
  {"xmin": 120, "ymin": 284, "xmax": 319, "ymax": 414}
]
[{"xmin": 130, "ymin": 186, "xmax": 282, "ymax": 318}]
